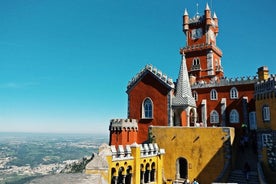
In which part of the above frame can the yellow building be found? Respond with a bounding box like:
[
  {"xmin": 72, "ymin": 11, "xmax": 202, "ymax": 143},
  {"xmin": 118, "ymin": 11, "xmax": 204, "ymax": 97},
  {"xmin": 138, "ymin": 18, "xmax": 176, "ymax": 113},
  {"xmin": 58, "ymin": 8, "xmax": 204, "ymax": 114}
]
[
  {"xmin": 149, "ymin": 126, "xmax": 235, "ymax": 184},
  {"xmin": 85, "ymin": 143, "xmax": 165, "ymax": 184},
  {"xmin": 255, "ymin": 66, "xmax": 276, "ymax": 183}
]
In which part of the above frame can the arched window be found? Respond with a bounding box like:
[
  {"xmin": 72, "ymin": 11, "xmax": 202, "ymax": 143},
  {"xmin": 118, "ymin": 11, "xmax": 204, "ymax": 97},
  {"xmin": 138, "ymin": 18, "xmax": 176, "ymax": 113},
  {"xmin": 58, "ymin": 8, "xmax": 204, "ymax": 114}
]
[
  {"xmin": 193, "ymin": 58, "xmax": 200, "ymax": 65},
  {"xmin": 210, "ymin": 110, "xmax": 219, "ymax": 124},
  {"xmin": 142, "ymin": 98, "xmax": 153, "ymax": 119},
  {"xmin": 230, "ymin": 109, "xmax": 239, "ymax": 123},
  {"xmin": 262, "ymin": 105, "xmax": 270, "ymax": 122},
  {"xmin": 193, "ymin": 91, "xmax": 198, "ymax": 101},
  {"xmin": 210, "ymin": 89, "xmax": 218, "ymax": 100},
  {"xmin": 230, "ymin": 87, "xmax": 238, "ymax": 99},
  {"xmin": 192, "ymin": 58, "xmax": 200, "ymax": 70}
]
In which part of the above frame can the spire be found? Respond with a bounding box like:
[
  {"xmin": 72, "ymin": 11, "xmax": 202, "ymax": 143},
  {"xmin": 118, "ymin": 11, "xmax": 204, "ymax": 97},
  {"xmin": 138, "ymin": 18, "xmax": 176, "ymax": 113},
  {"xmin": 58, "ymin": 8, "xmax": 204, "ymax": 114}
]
[
  {"xmin": 184, "ymin": 8, "xmax": 188, "ymax": 16},
  {"xmin": 205, "ymin": 3, "xmax": 210, "ymax": 11},
  {"xmin": 213, "ymin": 12, "xmax": 217, "ymax": 19},
  {"xmin": 172, "ymin": 53, "xmax": 196, "ymax": 107}
]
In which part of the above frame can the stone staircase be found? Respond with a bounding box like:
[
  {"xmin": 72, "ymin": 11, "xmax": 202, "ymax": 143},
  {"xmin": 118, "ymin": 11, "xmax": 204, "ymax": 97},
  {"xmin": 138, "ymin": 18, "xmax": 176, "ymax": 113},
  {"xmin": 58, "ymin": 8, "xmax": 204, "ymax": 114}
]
[{"xmin": 227, "ymin": 170, "xmax": 259, "ymax": 184}]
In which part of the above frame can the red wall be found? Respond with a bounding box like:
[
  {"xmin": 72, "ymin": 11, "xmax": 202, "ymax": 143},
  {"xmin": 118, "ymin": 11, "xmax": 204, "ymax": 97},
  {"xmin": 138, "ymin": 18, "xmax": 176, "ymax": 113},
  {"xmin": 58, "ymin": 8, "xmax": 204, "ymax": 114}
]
[
  {"xmin": 109, "ymin": 129, "xmax": 138, "ymax": 148},
  {"xmin": 128, "ymin": 73, "xmax": 171, "ymax": 143},
  {"xmin": 193, "ymin": 83, "xmax": 255, "ymax": 128}
]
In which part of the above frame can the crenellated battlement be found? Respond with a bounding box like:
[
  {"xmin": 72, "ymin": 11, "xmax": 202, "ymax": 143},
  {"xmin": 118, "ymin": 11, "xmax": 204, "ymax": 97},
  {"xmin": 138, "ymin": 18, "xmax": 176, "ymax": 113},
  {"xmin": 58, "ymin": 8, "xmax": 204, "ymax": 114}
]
[
  {"xmin": 255, "ymin": 75, "xmax": 276, "ymax": 94},
  {"xmin": 127, "ymin": 64, "xmax": 175, "ymax": 90},
  {"xmin": 191, "ymin": 75, "xmax": 258, "ymax": 89},
  {"xmin": 110, "ymin": 143, "xmax": 165, "ymax": 161},
  {"xmin": 109, "ymin": 119, "xmax": 138, "ymax": 131},
  {"xmin": 181, "ymin": 43, "xmax": 222, "ymax": 56}
]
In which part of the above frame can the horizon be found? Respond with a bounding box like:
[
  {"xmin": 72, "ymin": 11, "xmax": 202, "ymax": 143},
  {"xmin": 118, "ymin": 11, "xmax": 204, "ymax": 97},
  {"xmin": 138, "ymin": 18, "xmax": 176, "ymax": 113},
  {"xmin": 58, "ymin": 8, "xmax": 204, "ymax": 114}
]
[{"xmin": 0, "ymin": 0, "xmax": 275, "ymax": 134}]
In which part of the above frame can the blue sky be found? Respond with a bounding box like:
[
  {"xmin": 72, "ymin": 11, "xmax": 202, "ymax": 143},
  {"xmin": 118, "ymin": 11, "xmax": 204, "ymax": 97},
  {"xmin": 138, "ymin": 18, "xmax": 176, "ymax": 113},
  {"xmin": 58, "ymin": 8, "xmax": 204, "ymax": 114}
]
[{"xmin": 0, "ymin": 0, "xmax": 275, "ymax": 134}]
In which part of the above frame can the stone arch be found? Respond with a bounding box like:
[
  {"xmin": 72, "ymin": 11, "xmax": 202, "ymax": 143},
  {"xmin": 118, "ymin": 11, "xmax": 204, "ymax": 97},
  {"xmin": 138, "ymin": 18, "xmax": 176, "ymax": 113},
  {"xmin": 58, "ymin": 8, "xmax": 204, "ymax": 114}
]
[
  {"xmin": 140, "ymin": 164, "xmax": 145, "ymax": 182},
  {"xmin": 111, "ymin": 168, "xmax": 117, "ymax": 184},
  {"xmin": 125, "ymin": 166, "xmax": 132, "ymax": 184},
  {"xmin": 150, "ymin": 162, "xmax": 156, "ymax": 182},
  {"xmin": 176, "ymin": 157, "xmax": 188, "ymax": 180},
  {"xmin": 144, "ymin": 163, "xmax": 151, "ymax": 183},
  {"xmin": 117, "ymin": 166, "xmax": 125, "ymax": 184}
]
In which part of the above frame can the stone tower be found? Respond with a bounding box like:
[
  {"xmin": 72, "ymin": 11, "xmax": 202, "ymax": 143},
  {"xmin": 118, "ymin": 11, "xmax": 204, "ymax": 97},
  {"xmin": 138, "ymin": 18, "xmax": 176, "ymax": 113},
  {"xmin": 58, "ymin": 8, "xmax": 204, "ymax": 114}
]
[
  {"xmin": 181, "ymin": 3, "xmax": 224, "ymax": 83},
  {"xmin": 172, "ymin": 53, "xmax": 197, "ymax": 127}
]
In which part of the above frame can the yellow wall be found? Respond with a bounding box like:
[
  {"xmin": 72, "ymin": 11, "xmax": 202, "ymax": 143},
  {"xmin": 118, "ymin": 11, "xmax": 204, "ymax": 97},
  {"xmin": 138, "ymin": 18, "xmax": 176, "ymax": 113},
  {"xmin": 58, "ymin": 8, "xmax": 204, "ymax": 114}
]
[
  {"xmin": 105, "ymin": 143, "xmax": 164, "ymax": 184},
  {"xmin": 150, "ymin": 126, "xmax": 235, "ymax": 184},
  {"xmin": 256, "ymin": 96, "xmax": 276, "ymax": 130}
]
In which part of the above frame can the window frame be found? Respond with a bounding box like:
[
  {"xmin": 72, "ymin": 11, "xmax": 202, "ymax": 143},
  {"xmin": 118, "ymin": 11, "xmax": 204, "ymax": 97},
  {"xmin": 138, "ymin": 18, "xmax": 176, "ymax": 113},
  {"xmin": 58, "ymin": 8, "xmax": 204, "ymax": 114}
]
[
  {"xmin": 262, "ymin": 133, "xmax": 272, "ymax": 147},
  {"xmin": 142, "ymin": 98, "xmax": 153, "ymax": 119},
  {"xmin": 210, "ymin": 110, "xmax": 219, "ymax": 124},
  {"xmin": 210, "ymin": 89, "xmax": 218, "ymax": 100},
  {"xmin": 262, "ymin": 105, "xmax": 270, "ymax": 122},
  {"xmin": 230, "ymin": 87, "xmax": 239, "ymax": 99},
  {"xmin": 229, "ymin": 109, "xmax": 239, "ymax": 123}
]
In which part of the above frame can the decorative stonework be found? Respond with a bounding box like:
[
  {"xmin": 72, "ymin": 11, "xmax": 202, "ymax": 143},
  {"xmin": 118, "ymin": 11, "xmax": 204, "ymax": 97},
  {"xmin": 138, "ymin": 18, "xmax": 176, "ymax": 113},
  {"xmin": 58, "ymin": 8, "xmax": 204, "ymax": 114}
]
[
  {"xmin": 127, "ymin": 64, "xmax": 175, "ymax": 90},
  {"xmin": 255, "ymin": 75, "xmax": 276, "ymax": 94},
  {"xmin": 191, "ymin": 75, "xmax": 258, "ymax": 89},
  {"xmin": 109, "ymin": 119, "xmax": 138, "ymax": 131},
  {"xmin": 266, "ymin": 134, "xmax": 276, "ymax": 171},
  {"xmin": 110, "ymin": 143, "xmax": 164, "ymax": 161}
]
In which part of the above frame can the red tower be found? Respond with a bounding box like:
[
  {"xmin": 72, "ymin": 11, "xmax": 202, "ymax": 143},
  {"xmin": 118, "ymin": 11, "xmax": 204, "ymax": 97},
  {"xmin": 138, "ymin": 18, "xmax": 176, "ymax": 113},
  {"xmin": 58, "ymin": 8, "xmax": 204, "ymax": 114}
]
[
  {"xmin": 181, "ymin": 4, "xmax": 223, "ymax": 83},
  {"xmin": 109, "ymin": 119, "xmax": 138, "ymax": 147}
]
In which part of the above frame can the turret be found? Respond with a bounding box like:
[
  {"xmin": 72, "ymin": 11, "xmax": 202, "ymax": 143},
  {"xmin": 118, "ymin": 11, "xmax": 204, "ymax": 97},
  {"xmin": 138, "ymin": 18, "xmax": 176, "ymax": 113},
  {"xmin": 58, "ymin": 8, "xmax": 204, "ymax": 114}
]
[
  {"xmin": 213, "ymin": 12, "xmax": 219, "ymax": 34},
  {"xmin": 183, "ymin": 9, "xmax": 189, "ymax": 32},
  {"xmin": 205, "ymin": 3, "xmax": 211, "ymax": 26}
]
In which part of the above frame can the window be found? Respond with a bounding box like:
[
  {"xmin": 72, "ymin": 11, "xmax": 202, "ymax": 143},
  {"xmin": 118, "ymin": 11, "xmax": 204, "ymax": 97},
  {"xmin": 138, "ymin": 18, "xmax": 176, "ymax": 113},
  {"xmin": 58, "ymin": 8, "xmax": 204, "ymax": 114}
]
[
  {"xmin": 262, "ymin": 105, "xmax": 270, "ymax": 122},
  {"xmin": 210, "ymin": 110, "xmax": 219, "ymax": 124},
  {"xmin": 230, "ymin": 87, "xmax": 238, "ymax": 99},
  {"xmin": 262, "ymin": 133, "xmax": 272, "ymax": 147},
  {"xmin": 142, "ymin": 98, "xmax": 153, "ymax": 119},
  {"xmin": 210, "ymin": 89, "xmax": 218, "ymax": 100},
  {"xmin": 193, "ymin": 58, "xmax": 200, "ymax": 65},
  {"xmin": 193, "ymin": 91, "xmax": 198, "ymax": 101},
  {"xmin": 191, "ymin": 58, "xmax": 200, "ymax": 70},
  {"xmin": 230, "ymin": 109, "xmax": 239, "ymax": 123}
]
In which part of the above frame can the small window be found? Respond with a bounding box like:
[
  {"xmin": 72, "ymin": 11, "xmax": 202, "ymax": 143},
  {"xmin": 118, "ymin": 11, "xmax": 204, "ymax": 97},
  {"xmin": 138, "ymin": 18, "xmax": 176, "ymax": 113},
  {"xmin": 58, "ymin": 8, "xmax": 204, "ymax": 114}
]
[
  {"xmin": 142, "ymin": 98, "xmax": 153, "ymax": 119},
  {"xmin": 193, "ymin": 91, "xmax": 198, "ymax": 101},
  {"xmin": 230, "ymin": 87, "xmax": 238, "ymax": 99},
  {"xmin": 262, "ymin": 105, "xmax": 270, "ymax": 122},
  {"xmin": 230, "ymin": 109, "xmax": 239, "ymax": 123},
  {"xmin": 192, "ymin": 58, "xmax": 200, "ymax": 65},
  {"xmin": 262, "ymin": 133, "xmax": 272, "ymax": 147},
  {"xmin": 210, "ymin": 110, "xmax": 219, "ymax": 124},
  {"xmin": 210, "ymin": 89, "xmax": 218, "ymax": 100}
]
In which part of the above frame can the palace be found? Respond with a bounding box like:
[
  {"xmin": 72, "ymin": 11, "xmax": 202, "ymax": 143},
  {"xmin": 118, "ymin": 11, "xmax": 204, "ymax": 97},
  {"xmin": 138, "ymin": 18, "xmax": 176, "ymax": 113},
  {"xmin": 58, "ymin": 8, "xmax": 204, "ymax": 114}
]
[{"xmin": 86, "ymin": 3, "xmax": 275, "ymax": 184}]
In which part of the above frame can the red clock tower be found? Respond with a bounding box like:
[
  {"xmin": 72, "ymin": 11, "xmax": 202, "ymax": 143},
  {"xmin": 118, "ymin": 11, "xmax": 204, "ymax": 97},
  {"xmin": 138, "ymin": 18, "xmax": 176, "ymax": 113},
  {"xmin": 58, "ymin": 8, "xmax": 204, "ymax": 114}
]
[{"xmin": 181, "ymin": 4, "xmax": 223, "ymax": 83}]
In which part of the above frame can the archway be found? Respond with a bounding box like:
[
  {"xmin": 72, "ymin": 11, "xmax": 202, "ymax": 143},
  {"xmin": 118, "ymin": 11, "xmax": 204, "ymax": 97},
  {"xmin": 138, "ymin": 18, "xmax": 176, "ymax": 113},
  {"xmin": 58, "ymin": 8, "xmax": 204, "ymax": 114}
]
[{"xmin": 176, "ymin": 157, "xmax": 188, "ymax": 179}]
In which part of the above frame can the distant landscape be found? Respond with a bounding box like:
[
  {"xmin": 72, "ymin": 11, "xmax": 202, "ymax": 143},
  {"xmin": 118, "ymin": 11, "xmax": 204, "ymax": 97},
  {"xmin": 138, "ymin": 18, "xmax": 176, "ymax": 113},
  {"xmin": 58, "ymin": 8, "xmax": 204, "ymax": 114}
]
[{"xmin": 0, "ymin": 132, "xmax": 108, "ymax": 184}]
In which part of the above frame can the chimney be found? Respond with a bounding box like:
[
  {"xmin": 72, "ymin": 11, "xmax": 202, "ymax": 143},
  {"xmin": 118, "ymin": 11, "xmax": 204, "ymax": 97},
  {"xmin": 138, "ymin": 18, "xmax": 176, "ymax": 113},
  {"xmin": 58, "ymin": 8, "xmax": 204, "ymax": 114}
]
[{"xmin": 257, "ymin": 66, "xmax": 269, "ymax": 81}]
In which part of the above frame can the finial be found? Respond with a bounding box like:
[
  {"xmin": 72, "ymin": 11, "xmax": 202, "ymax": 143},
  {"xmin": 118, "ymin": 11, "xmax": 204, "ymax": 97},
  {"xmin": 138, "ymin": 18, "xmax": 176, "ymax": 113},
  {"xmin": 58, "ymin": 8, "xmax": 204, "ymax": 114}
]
[
  {"xmin": 205, "ymin": 3, "xmax": 210, "ymax": 10},
  {"xmin": 184, "ymin": 8, "xmax": 188, "ymax": 16},
  {"xmin": 196, "ymin": 3, "xmax": 199, "ymax": 16},
  {"xmin": 213, "ymin": 12, "xmax": 217, "ymax": 19}
]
